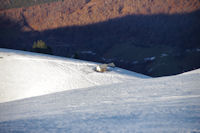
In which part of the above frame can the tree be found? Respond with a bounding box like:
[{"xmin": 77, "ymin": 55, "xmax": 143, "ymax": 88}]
[
  {"xmin": 31, "ymin": 40, "xmax": 52, "ymax": 54},
  {"xmin": 32, "ymin": 40, "xmax": 47, "ymax": 49}
]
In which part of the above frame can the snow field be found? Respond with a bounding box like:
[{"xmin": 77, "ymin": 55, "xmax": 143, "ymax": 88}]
[
  {"xmin": 0, "ymin": 48, "xmax": 148, "ymax": 103},
  {"xmin": 0, "ymin": 48, "xmax": 200, "ymax": 132}
]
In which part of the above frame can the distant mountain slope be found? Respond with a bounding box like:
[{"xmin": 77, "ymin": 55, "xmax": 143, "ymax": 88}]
[
  {"xmin": 0, "ymin": 0, "xmax": 63, "ymax": 10},
  {"xmin": 0, "ymin": 0, "xmax": 199, "ymax": 31},
  {"xmin": 0, "ymin": 48, "xmax": 148, "ymax": 103}
]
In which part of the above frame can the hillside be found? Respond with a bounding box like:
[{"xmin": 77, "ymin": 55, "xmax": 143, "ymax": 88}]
[
  {"xmin": 0, "ymin": 0, "xmax": 63, "ymax": 10},
  {"xmin": 0, "ymin": 49, "xmax": 200, "ymax": 132},
  {"xmin": 0, "ymin": 0, "xmax": 200, "ymax": 77},
  {"xmin": 0, "ymin": 48, "xmax": 148, "ymax": 103},
  {"xmin": 0, "ymin": 0, "xmax": 200, "ymax": 31}
]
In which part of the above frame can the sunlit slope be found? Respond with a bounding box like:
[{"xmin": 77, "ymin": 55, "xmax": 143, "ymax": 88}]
[
  {"xmin": 0, "ymin": 48, "xmax": 148, "ymax": 103},
  {"xmin": 0, "ymin": 62, "xmax": 199, "ymax": 132},
  {"xmin": 0, "ymin": 0, "xmax": 199, "ymax": 31}
]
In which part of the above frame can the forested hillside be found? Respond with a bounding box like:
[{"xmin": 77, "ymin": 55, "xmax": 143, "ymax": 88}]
[
  {"xmin": 0, "ymin": 0, "xmax": 199, "ymax": 31},
  {"xmin": 0, "ymin": 0, "xmax": 63, "ymax": 10}
]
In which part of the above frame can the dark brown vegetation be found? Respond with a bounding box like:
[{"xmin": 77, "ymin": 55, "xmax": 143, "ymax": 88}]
[
  {"xmin": 0, "ymin": 0, "xmax": 200, "ymax": 31},
  {"xmin": 0, "ymin": 0, "xmax": 200, "ymax": 77}
]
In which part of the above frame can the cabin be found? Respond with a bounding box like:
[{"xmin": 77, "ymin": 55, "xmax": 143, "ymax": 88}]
[{"xmin": 95, "ymin": 63, "xmax": 115, "ymax": 72}]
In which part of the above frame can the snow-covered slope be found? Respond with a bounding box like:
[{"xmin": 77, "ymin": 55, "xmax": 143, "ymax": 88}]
[
  {"xmin": 0, "ymin": 48, "xmax": 148, "ymax": 103},
  {"xmin": 0, "ymin": 48, "xmax": 200, "ymax": 132}
]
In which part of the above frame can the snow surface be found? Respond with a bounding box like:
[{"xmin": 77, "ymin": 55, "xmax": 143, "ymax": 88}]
[
  {"xmin": 0, "ymin": 48, "xmax": 200, "ymax": 132},
  {"xmin": 0, "ymin": 48, "xmax": 148, "ymax": 103},
  {"xmin": 144, "ymin": 56, "xmax": 156, "ymax": 61}
]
